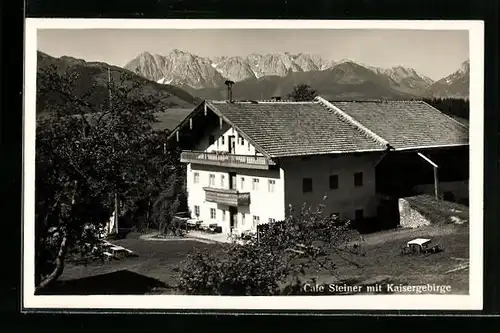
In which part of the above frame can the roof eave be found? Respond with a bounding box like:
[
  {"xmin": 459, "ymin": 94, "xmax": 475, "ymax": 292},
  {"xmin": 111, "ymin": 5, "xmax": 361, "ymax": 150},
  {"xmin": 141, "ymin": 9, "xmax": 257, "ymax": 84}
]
[
  {"xmin": 166, "ymin": 101, "xmax": 205, "ymax": 142},
  {"xmin": 167, "ymin": 100, "xmax": 275, "ymax": 161},
  {"xmin": 205, "ymin": 101, "xmax": 275, "ymax": 160},
  {"xmin": 393, "ymin": 143, "xmax": 469, "ymax": 152},
  {"xmin": 269, "ymin": 148, "xmax": 388, "ymax": 158}
]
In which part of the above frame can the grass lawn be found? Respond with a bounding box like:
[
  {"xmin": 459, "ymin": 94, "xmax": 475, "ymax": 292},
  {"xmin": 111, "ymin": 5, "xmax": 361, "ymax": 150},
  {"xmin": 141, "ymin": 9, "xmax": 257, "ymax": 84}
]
[
  {"xmin": 48, "ymin": 222, "xmax": 469, "ymax": 295},
  {"xmin": 47, "ymin": 235, "xmax": 219, "ymax": 294},
  {"xmin": 299, "ymin": 223, "xmax": 469, "ymax": 294}
]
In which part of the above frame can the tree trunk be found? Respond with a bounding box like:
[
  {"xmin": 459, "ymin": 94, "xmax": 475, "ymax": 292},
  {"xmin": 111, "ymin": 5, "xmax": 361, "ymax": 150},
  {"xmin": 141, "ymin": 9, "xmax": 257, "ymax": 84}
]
[
  {"xmin": 145, "ymin": 198, "xmax": 152, "ymax": 233},
  {"xmin": 35, "ymin": 182, "xmax": 77, "ymax": 293},
  {"xmin": 35, "ymin": 236, "xmax": 68, "ymax": 293},
  {"xmin": 114, "ymin": 192, "xmax": 119, "ymax": 234}
]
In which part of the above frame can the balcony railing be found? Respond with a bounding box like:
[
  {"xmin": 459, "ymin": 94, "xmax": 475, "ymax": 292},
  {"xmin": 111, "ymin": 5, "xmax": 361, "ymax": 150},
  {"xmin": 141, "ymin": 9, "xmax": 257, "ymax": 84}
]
[
  {"xmin": 181, "ymin": 150, "xmax": 275, "ymax": 170},
  {"xmin": 203, "ymin": 187, "xmax": 251, "ymax": 206}
]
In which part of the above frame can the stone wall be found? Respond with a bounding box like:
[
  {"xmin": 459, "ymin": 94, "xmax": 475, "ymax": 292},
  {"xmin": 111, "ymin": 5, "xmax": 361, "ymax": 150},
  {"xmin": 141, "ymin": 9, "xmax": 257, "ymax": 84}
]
[{"xmin": 398, "ymin": 198, "xmax": 430, "ymax": 228}]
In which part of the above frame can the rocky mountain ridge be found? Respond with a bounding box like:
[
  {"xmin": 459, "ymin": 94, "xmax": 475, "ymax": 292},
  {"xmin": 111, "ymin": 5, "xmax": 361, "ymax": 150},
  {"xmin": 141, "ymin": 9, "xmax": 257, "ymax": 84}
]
[
  {"xmin": 125, "ymin": 50, "xmax": 440, "ymax": 93},
  {"xmin": 122, "ymin": 50, "xmax": 469, "ymax": 100}
]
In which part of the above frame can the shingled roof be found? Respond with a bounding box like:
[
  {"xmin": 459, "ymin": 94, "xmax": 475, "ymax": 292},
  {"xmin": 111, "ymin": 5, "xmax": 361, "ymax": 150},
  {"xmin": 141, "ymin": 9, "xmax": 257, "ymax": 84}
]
[
  {"xmin": 207, "ymin": 101, "xmax": 386, "ymax": 157},
  {"xmin": 329, "ymin": 100, "xmax": 469, "ymax": 150},
  {"xmin": 170, "ymin": 96, "xmax": 469, "ymax": 158}
]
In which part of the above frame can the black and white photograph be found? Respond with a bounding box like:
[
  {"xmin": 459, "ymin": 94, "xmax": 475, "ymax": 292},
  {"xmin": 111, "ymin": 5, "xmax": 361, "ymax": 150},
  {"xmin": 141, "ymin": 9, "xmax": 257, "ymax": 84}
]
[{"xmin": 23, "ymin": 19, "xmax": 484, "ymax": 311}]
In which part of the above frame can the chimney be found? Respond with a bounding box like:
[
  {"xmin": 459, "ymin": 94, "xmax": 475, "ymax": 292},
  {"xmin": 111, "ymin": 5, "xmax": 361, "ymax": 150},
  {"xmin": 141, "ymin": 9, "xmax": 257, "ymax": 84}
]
[
  {"xmin": 271, "ymin": 96, "xmax": 281, "ymax": 101},
  {"xmin": 225, "ymin": 80, "xmax": 235, "ymax": 102}
]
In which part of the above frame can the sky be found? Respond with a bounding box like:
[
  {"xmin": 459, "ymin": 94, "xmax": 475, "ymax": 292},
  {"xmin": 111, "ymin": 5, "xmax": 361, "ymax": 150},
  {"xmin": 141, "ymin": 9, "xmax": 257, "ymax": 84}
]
[{"xmin": 37, "ymin": 29, "xmax": 469, "ymax": 81}]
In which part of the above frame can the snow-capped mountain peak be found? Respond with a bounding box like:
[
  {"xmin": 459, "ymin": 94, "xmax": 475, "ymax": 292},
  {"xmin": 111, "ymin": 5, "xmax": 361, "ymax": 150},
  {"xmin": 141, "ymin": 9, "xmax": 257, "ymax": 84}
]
[
  {"xmin": 425, "ymin": 59, "xmax": 469, "ymax": 98},
  {"xmin": 124, "ymin": 50, "xmax": 226, "ymax": 89},
  {"xmin": 124, "ymin": 49, "xmax": 466, "ymax": 99}
]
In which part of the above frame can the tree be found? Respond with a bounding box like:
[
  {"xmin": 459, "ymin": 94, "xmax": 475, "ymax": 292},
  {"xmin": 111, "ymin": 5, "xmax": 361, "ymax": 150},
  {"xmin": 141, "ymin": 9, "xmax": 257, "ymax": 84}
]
[
  {"xmin": 35, "ymin": 65, "xmax": 183, "ymax": 292},
  {"xmin": 287, "ymin": 84, "xmax": 318, "ymax": 101},
  {"xmin": 422, "ymin": 97, "xmax": 469, "ymax": 120},
  {"xmin": 123, "ymin": 133, "xmax": 186, "ymax": 234},
  {"xmin": 179, "ymin": 203, "xmax": 362, "ymax": 295}
]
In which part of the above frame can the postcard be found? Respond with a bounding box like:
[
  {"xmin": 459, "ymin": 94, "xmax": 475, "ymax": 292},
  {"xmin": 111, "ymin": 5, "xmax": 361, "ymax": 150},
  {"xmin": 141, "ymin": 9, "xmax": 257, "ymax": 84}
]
[{"xmin": 23, "ymin": 19, "xmax": 484, "ymax": 311}]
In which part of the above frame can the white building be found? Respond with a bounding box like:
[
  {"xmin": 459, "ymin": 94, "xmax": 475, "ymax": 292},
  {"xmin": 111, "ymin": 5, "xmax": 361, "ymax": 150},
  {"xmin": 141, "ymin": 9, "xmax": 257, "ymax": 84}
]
[{"xmin": 168, "ymin": 96, "xmax": 469, "ymax": 235}]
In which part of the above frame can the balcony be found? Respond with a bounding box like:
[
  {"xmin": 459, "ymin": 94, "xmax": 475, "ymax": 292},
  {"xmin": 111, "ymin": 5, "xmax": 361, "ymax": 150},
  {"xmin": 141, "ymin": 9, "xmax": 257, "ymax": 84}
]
[
  {"xmin": 181, "ymin": 151, "xmax": 275, "ymax": 170},
  {"xmin": 203, "ymin": 187, "xmax": 251, "ymax": 206}
]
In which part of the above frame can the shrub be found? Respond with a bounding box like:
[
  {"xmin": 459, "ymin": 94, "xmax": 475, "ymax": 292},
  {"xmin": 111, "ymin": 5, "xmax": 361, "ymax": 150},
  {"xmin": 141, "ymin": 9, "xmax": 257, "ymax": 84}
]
[{"xmin": 178, "ymin": 204, "xmax": 358, "ymax": 295}]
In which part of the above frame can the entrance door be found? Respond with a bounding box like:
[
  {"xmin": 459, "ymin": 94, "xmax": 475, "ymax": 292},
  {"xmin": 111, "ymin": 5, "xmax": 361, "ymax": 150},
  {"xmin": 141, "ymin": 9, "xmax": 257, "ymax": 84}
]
[
  {"xmin": 229, "ymin": 206, "xmax": 238, "ymax": 231},
  {"xmin": 228, "ymin": 135, "xmax": 236, "ymax": 154},
  {"xmin": 228, "ymin": 172, "xmax": 237, "ymax": 190}
]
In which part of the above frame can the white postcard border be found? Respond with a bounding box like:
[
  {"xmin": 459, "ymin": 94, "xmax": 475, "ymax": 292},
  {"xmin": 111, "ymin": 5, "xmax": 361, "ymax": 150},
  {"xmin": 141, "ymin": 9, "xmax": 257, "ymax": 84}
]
[{"xmin": 23, "ymin": 19, "xmax": 484, "ymax": 311}]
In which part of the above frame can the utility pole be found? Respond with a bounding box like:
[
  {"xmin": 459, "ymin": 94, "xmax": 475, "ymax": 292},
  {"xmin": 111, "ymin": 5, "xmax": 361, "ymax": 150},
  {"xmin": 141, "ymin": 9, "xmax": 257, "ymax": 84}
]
[{"xmin": 108, "ymin": 67, "xmax": 119, "ymax": 235}]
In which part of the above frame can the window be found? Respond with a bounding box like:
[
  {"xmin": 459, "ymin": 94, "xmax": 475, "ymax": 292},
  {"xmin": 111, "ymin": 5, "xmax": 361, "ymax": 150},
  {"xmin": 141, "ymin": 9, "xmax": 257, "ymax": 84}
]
[
  {"xmin": 209, "ymin": 174, "xmax": 215, "ymax": 186},
  {"xmin": 210, "ymin": 208, "xmax": 216, "ymax": 219},
  {"xmin": 253, "ymin": 215, "xmax": 260, "ymax": 228},
  {"xmin": 221, "ymin": 210, "xmax": 226, "ymax": 221},
  {"xmin": 329, "ymin": 175, "xmax": 339, "ymax": 189},
  {"xmin": 221, "ymin": 175, "xmax": 225, "ymax": 188},
  {"xmin": 221, "ymin": 136, "xmax": 225, "ymax": 145},
  {"xmin": 268, "ymin": 179, "xmax": 276, "ymax": 192},
  {"xmin": 268, "ymin": 218, "xmax": 276, "ymax": 223},
  {"xmin": 240, "ymin": 177, "xmax": 245, "ymax": 190},
  {"xmin": 302, "ymin": 178, "xmax": 313, "ymax": 193},
  {"xmin": 354, "ymin": 172, "xmax": 363, "ymax": 187},
  {"xmin": 209, "ymin": 135, "xmax": 215, "ymax": 145},
  {"xmin": 252, "ymin": 178, "xmax": 260, "ymax": 190},
  {"xmin": 355, "ymin": 209, "xmax": 364, "ymax": 221},
  {"xmin": 193, "ymin": 172, "xmax": 200, "ymax": 184},
  {"xmin": 241, "ymin": 137, "xmax": 245, "ymax": 145},
  {"xmin": 241, "ymin": 213, "xmax": 246, "ymax": 226},
  {"xmin": 248, "ymin": 142, "xmax": 251, "ymax": 151},
  {"xmin": 194, "ymin": 205, "xmax": 200, "ymax": 216}
]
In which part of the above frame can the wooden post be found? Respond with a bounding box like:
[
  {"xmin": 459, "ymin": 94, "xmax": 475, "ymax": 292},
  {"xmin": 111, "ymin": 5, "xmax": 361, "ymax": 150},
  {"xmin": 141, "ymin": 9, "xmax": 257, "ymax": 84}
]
[
  {"xmin": 176, "ymin": 131, "xmax": 179, "ymax": 142},
  {"xmin": 417, "ymin": 152, "xmax": 439, "ymax": 200},
  {"xmin": 189, "ymin": 118, "xmax": 193, "ymax": 130},
  {"xmin": 433, "ymin": 166, "xmax": 439, "ymax": 200}
]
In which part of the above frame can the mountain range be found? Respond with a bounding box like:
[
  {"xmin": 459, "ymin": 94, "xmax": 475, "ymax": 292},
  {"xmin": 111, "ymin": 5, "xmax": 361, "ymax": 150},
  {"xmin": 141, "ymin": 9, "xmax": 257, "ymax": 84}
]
[
  {"xmin": 124, "ymin": 50, "xmax": 469, "ymax": 100},
  {"xmin": 36, "ymin": 51, "xmax": 200, "ymax": 116}
]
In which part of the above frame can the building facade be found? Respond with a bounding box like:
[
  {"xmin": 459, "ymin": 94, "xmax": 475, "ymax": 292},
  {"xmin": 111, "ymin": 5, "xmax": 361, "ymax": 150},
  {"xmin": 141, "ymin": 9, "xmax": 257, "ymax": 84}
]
[{"xmin": 169, "ymin": 96, "xmax": 469, "ymax": 235}]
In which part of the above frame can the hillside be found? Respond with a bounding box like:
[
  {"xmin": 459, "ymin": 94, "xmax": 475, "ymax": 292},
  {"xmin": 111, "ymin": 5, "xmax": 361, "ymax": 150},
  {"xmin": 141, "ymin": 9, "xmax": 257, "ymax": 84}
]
[{"xmin": 37, "ymin": 51, "xmax": 201, "ymax": 116}]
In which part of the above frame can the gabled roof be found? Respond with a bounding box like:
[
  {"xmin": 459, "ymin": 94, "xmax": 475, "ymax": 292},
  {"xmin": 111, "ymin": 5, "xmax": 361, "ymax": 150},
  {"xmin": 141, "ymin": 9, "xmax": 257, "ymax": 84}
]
[
  {"xmin": 205, "ymin": 100, "xmax": 386, "ymax": 157},
  {"xmin": 169, "ymin": 96, "xmax": 469, "ymax": 159},
  {"xmin": 329, "ymin": 100, "xmax": 469, "ymax": 150}
]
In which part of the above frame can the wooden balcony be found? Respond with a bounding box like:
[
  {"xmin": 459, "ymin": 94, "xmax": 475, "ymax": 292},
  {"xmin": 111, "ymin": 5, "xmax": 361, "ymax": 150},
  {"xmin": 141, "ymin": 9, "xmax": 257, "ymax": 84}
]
[
  {"xmin": 203, "ymin": 187, "xmax": 251, "ymax": 206},
  {"xmin": 181, "ymin": 150, "xmax": 275, "ymax": 170}
]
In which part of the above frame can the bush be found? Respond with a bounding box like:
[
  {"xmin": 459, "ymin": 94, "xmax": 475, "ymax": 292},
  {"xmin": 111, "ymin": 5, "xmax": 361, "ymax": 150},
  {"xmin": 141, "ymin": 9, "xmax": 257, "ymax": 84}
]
[
  {"xmin": 178, "ymin": 204, "xmax": 358, "ymax": 295},
  {"xmin": 179, "ymin": 244, "xmax": 288, "ymax": 295}
]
